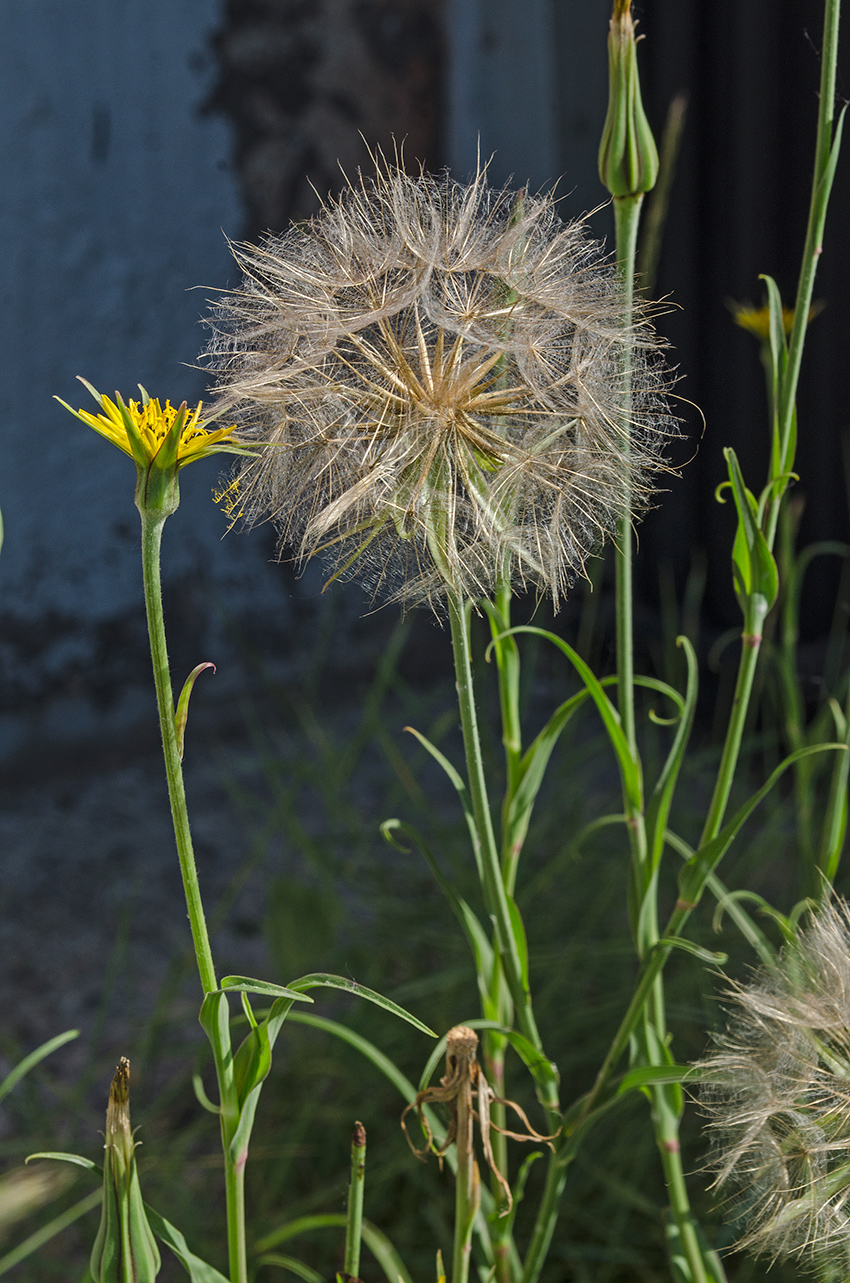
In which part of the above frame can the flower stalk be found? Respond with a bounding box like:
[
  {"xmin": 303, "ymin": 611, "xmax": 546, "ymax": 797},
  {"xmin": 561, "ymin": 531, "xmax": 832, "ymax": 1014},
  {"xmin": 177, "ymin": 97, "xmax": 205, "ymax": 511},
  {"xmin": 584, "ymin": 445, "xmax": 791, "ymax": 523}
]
[{"xmin": 342, "ymin": 1122, "xmax": 366, "ymax": 1280}]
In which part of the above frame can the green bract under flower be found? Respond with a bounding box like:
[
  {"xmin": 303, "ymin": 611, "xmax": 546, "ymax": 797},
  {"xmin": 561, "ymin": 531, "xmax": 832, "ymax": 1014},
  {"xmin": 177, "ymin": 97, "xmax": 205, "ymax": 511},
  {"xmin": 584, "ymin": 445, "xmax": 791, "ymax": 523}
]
[{"xmin": 204, "ymin": 162, "xmax": 676, "ymax": 609}]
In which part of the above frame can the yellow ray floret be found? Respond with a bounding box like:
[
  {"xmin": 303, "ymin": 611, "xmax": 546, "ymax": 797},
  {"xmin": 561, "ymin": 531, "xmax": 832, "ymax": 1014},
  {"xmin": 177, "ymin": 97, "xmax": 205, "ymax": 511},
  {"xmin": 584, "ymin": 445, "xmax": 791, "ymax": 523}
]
[{"xmin": 57, "ymin": 378, "xmax": 239, "ymax": 469}]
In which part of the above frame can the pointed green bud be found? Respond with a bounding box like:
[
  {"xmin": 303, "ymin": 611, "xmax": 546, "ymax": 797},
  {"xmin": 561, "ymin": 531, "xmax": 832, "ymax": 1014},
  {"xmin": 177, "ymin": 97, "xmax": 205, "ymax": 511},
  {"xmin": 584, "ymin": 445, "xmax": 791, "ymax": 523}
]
[
  {"xmin": 598, "ymin": 0, "xmax": 659, "ymax": 198},
  {"xmin": 90, "ymin": 1058, "xmax": 161, "ymax": 1283}
]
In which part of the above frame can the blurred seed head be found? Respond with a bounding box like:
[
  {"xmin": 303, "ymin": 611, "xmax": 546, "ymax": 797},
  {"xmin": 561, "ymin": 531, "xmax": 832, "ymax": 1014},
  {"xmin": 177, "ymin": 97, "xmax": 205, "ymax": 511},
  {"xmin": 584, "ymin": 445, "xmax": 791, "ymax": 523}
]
[
  {"xmin": 698, "ymin": 900, "xmax": 850, "ymax": 1266},
  {"xmin": 204, "ymin": 160, "xmax": 677, "ymax": 610}
]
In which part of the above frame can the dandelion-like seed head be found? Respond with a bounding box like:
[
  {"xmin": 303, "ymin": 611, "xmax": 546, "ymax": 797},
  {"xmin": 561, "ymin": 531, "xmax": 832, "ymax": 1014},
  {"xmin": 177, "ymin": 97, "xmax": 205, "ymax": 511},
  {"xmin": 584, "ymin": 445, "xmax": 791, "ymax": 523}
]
[
  {"xmin": 698, "ymin": 899, "xmax": 850, "ymax": 1267},
  {"xmin": 204, "ymin": 160, "xmax": 677, "ymax": 609}
]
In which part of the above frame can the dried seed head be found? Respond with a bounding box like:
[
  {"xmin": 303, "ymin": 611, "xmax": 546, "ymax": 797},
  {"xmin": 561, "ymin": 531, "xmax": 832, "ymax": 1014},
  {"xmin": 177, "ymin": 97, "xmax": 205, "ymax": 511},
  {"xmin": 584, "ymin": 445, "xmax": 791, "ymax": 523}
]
[
  {"xmin": 401, "ymin": 1024, "xmax": 556, "ymax": 1213},
  {"xmin": 203, "ymin": 160, "xmax": 677, "ymax": 610},
  {"xmin": 698, "ymin": 900, "xmax": 850, "ymax": 1266}
]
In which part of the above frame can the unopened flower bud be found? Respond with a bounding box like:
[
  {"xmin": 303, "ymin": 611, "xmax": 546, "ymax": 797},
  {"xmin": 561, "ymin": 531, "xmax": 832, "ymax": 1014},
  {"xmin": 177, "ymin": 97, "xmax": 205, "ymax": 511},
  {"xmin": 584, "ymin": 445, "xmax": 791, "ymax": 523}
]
[
  {"xmin": 90, "ymin": 1058, "xmax": 161, "ymax": 1283},
  {"xmin": 598, "ymin": 0, "xmax": 659, "ymax": 198}
]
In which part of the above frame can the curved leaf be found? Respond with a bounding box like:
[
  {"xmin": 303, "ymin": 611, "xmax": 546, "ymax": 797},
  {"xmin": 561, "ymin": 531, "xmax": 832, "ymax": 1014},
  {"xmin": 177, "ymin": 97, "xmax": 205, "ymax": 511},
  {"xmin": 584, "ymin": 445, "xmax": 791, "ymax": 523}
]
[
  {"xmin": 256, "ymin": 1214, "xmax": 414, "ymax": 1283},
  {"xmin": 0, "ymin": 1030, "xmax": 78, "ymax": 1107},
  {"xmin": 403, "ymin": 726, "xmax": 481, "ymax": 879},
  {"xmin": 145, "ymin": 1205, "xmax": 230, "ymax": 1282},
  {"xmin": 174, "ymin": 663, "xmax": 216, "ymax": 760},
  {"xmin": 286, "ymin": 1012, "xmax": 418, "ymax": 1103},
  {"xmin": 678, "ymin": 744, "xmax": 846, "ymax": 909},
  {"xmin": 615, "ymin": 1064, "xmax": 696, "ymax": 1096},
  {"xmin": 26, "ymin": 1152, "xmax": 100, "ymax": 1175},
  {"xmin": 192, "ymin": 1073, "xmax": 220, "ymax": 1116},
  {"xmin": 492, "ymin": 627, "xmax": 642, "ymax": 811},
  {"xmin": 654, "ymin": 937, "xmax": 727, "ymax": 966},
  {"xmin": 255, "ymin": 1254, "xmax": 324, "ymax": 1282},
  {"xmin": 381, "ymin": 819, "xmax": 497, "ymax": 1019},
  {"xmin": 219, "ymin": 976, "xmax": 312, "ymax": 1003},
  {"xmin": 286, "ymin": 974, "xmax": 435, "ymax": 1037},
  {"xmin": 0, "ymin": 1189, "xmax": 102, "ymax": 1278}
]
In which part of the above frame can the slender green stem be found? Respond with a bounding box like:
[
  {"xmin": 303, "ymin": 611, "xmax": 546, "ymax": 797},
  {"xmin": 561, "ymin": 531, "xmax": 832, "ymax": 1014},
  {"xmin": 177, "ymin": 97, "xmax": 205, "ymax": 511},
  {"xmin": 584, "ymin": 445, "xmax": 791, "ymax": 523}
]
[
  {"xmin": 519, "ymin": 1157, "xmax": 568, "ymax": 1283},
  {"xmin": 344, "ymin": 1122, "xmax": 367, "ymax": 1278},
  {"xmin": 139, "ymin": 510, "xmax": 217, "ymax": 996},
  {"xmin": 224, "ymin": 1160, "xmax": 247, "ymax": 1283},
  {"xmin": 768, "ymin": 0, "xmax": 842, "ymax": 546},
  {"xmin": 493, "ymin": 577, "xmax": 523, "ymax": 826},
  {"xmin": 452, "ymin": 1087, "xmax": 477, "ymax": 1283},
  {"xmin": 818, "ymin": 679, "xmax": 850, "ymax": 883},
  {"xmin": 141, "ymin": 508, "xmax": 248, "ymax": 1283},
  {"xmin": 699, "ymin": 608, "xmax": 767, "ymax": 846},
  {"xmin": 613, "ymin": 193, "xmax": 643, "ymax": 759},
  {"xmin": 447, "ymin": 593, "xmax": 544, "ymax": 1059},
  {"xmin": 613, "ymin": 190, "xmax": 709, "ymax": 1283}
]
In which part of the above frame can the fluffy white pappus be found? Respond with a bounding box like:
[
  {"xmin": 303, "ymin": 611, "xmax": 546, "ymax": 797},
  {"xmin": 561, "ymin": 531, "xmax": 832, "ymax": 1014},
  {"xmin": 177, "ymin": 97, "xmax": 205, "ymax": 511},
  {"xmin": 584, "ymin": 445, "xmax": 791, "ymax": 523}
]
[
  {"xmin": 698, "ymin": 899, "xmax": 850, "ymax": 1268},
  {"xmin": 202, "ymin": 161, "xmax": 677, "ymax": 610}
]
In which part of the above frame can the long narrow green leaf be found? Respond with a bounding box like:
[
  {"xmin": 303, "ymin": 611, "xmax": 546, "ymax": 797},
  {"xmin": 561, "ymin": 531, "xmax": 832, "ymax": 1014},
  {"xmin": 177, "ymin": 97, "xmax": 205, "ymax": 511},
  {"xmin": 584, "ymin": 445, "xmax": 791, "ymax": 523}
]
[
  {"xmin": 255, "ymin": 1254, "xmax": 324, "ymax": 1282},
  {"xmin": 145, "ymin": 1205, "xmax": 230, "ymax": 1282},
  {"xmin": 286, "ymin": 1012, "xmax": 417, "ymax": 1103},
  {"xmin": 403, "ymin": 725, "xmax": 482, "ymax": 879},
  {"xmin": 665, "ymin": 831, "xmax": 777, "ymax": 965},
  {"xmin": 505, "ymin": 672, "xmax": 683, "ymax": 861},
  {"xmin": 0, "ymin": 1189, "xmax": 101, "ymax": 1277},
  {"xmin": 26, "ymin": 1153, "xmax": 99, "ymax": 1175},
  {"xmin": 381, "ymin": 819, "xmax": 497, "ymax": 1018},
  {"xmin": 256, "ymin": 1212, "xmax": 414, "ymax": 1283},
  {"xmin": 678, "ymin": 744, "xmax": 845, "ymax": 908},
  {"xmin": 654, "ymin": 937, "xmax": 727, "ymax": 965},
  {"xmin": 0, "ymin": 1030, "xmax": 79, "ymax": 1107},
  {"xmin": 360, "ymin": 1218, "xmax": 415, "ymax": 1283},
  {"xmin": 286, "ymin": 974, "xmax": 435, "ymax": 1036},
  {"xmin": 493, "ymin": 627, "xmax": 642, "ymax": 810},
  {"xmin": 761, "ymin": 273, "xmax": 788, "ymax": 474},
  {"xmin": 256, "ymin": 1213, "xmax": 345, "ymax": 1253},
  {"xmin": 220, "ymin": 976, "xmax": 312, "ymax": 1002},
  {"xmin": 645, "ymin": 637, "xmax": 698, "ymax": 876},
  {"xmin": 616, "ymin": 1064, "xmax": 697, "ymax": 1096},
  {"xmin": 722, "ymin": 447, "xmax": 779, "ymax": 612}
]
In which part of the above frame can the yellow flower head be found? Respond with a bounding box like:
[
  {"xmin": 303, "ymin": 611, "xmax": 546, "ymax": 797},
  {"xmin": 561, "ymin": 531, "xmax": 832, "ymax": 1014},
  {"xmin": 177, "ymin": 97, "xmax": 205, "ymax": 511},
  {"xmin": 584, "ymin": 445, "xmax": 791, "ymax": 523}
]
[
  {"xmin": 729, "ymin": 300, "xmax": 823, "ymax": 342},
  {"xmin": 56, "ymin": 377, "xmax": 240, "ymax": 472}
]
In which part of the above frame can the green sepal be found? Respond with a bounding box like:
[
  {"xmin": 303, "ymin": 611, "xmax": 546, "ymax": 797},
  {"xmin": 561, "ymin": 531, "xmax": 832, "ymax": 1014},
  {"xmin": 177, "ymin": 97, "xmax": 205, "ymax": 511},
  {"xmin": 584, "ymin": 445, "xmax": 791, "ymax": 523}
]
[
  {"xmin": 90, "ymin": 1144, "xmax": 161, "ymax": 1283},
  {"xmin": 151, "ymin": 401, "xmax": 188, "ymax": 475},
  {"xmin": 135, "ymin": 456, "xmax": 180, "ymax": 520},
  {"xmin": 112, "ymin": 391, "xmax": 153, "ymax": 474}
]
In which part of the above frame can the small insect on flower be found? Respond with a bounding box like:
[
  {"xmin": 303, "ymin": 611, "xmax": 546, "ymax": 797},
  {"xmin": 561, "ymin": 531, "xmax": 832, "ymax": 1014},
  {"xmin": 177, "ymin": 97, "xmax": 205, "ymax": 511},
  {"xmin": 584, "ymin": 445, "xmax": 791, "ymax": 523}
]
[
  {"xmin": 203, "ymin": 160, "xmax": 676, "ymax": 609},
  {"xmin": 698, "ymin": 899, "xmax": 850, "ymax": 1266}
]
